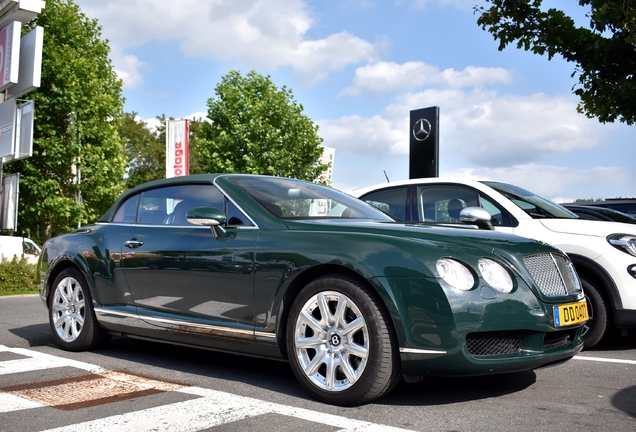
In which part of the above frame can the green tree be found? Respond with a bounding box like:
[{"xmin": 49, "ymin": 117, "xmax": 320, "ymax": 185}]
[
  {"xmin": 121, "ymin": 112, "xmax": 165, "ymax": 189},
  {"xmin": 4, "ymin": 0, "xmax": 125, "ymax": 242},
  {"xmin": 195, "ymin": 70, "xmax": 328, "ymax": 181},
  {"xmin": 121, "ymin": 113, "xmax": 206, "ymax": 188},
  {"xmin": 476, "ymin": 0, "xmax": 636, "ymax": 124}
]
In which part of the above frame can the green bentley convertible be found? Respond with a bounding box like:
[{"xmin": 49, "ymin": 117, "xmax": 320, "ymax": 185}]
[{"xmin": 38, "ymin": 174, "xmax": 588, "ymax": 406}]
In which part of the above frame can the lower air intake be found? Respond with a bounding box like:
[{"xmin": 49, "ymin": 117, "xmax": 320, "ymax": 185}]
[{"xmin": 466, "ymin": 332, "xmax": 522, "ymax": 356}]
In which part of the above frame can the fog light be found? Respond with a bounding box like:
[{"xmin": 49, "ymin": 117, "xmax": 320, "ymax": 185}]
[{"xmin": 628, "ymin": 265, "xmax": 636, "ymax": 279}]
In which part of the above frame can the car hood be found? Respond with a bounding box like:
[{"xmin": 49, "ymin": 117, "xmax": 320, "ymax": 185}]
[
  {"xmin": 539, "ymin": 218, "xmax": 636, "ymax": 237},
  {"xmin": 287, "ymin": 219, "xmax": 558, "ymax": 257}
]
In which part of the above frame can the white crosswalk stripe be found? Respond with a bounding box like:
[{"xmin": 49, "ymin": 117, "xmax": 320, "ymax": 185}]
[{"xmin": 0, "ymin": 345, "xmax": 416, "ymax": 432}]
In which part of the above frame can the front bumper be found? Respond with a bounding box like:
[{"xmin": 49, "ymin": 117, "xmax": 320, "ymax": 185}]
[{"xmin": 373, "ymin": 276, "xmax": 585, "ymax": 377}]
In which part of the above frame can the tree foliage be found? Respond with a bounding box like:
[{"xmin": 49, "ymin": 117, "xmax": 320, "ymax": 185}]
[
  {"xmin": 195, "ymin": 70, "xmax": 328, "ymax": 182},
  {"xmin": 4, "ymin": 0, "xmax": 125, "ymax": 242},
  {"xmin": 120, "ymin": 112, "xmax": 165, "ymax": 189},
  {"xmin": 476, "ymin": 0, "xmax": 636, "ymax": 124},
  {"xmin": 121, "ymin": 113, "xmax": 207, "ymax": 189}
]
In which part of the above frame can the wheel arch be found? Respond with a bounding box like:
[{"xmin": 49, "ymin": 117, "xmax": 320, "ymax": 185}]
[
  {"xmin": 44, "ymin": 256, "xmax": 95, "ymax": 307},
  {"xmin": 275, "ymin": 263, "xmax": 401, "ymax": 360},
  {"xmin": 569, "ymin": 253, "xmax": 620, "ymax": 320}
]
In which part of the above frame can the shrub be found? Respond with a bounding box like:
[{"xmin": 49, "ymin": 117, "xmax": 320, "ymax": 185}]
[{"xmin": 0, "ymin": 256, "xmax": 38, "ymax": 296}]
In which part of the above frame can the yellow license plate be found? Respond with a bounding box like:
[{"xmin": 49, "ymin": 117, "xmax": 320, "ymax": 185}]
[{"xmin": 553, "ymin": 301, "xmax": 589, "ymax": 327}]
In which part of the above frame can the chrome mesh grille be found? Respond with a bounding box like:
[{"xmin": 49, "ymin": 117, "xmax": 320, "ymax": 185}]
[
  {"xmin": 466, "ymin": 332, "xmax": 521, "ymax": 357},
  {"xmin": 523, "ymin": 253, "xmax": 581, "ymax": 297}
]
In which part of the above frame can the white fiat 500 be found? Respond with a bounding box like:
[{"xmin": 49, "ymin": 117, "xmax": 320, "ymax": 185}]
[{"xmin": 353, "ymin": 178, "xmax": 636, "ymax": 349}]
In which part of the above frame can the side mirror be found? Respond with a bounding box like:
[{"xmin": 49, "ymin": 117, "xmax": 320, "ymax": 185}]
[
  {"xmin": 186, "ymin": 206, "xmax": 230, "ymax": 238},
  {"xmin": 459, "ymin": 206, "xmax": 494, "ymax": 231}
]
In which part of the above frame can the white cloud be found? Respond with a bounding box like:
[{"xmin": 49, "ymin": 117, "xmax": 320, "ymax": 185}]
[
  {"xmin": 75, "ymin": 0, "xmax": 379, "ymax": 85},
  {"xmin": 320, "ymin": 88, "xmax": 606, "ymax": 168},
  {"xmin": 340, "ymin": 61, "xmax": 514, "ymax": 96},
  {"xmin": 111, "ymin": 53, "xmax": 147, "ymax": 88}
]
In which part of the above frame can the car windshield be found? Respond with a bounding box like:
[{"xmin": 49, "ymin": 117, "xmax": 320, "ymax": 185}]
[
  {"xmin": 231, "ymin": 176, "xmax": 396, "ymax": 221},
  {"xmin": 482, "ymin": 181, "xmax": 577, "ymax": 219}
]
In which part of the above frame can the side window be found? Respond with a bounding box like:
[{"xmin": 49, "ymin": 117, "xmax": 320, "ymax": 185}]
[
  {"xmin": 479, "ymin": 195, "xmax": 515, "ymax": 226},
  {"xmin": 140, "ymin": 185, "xmax": 225, "ymax": 226},
  {"xmin": 573, "ymin": 212, "xmax": 602, "ymax": 221},
  {"xmin": 22, "ymin": 241, "xmax": 36, "ymax": 255},
  {"xmin": 417, "ymin": 185, "xmax": 479, "ymax": 223},
  {"xmin": 113, "ymin": 194, "xmax": 140, "ymax": 223},
  {"xmin": 136, "ymin": 184, "xmax": 254, "ymax": 227},
  {"xmin": 360, "ymin": 187, "xmax": 408, "ymax": 221},
  {"xmin": 227, "ymin": 200, "xmax": 253, "ymax": 227}
]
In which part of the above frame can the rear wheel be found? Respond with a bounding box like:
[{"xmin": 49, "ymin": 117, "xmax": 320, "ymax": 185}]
[
  {"xmin": 581, "ymin": 275, "xmax": 610, "ymax": 349},
  {"xmin": 48, "ymin": 268, "xmax": 110, "ymax": 351},
  {"xmin": 286, "ymin": 275, "xmax": 401, "ymax": 406}
]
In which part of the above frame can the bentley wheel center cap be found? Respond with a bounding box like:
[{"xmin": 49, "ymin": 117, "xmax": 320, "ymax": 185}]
[{"xmin": 330, "ymin": 333, "xmax": 342, "ymax": 347}]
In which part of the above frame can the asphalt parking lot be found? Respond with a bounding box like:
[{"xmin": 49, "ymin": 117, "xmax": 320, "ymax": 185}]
[{"xmin": 1, "ymin": 295, "xmax": 635, "ymax": 431}]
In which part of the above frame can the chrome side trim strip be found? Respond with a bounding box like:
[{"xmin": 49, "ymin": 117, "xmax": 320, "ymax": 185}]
[
  {"xmin": 137, "ymin": 314, "xmax": 255, "ymax": 337},
  {"xmin": 255, "ymin": 331, "xmax": 277, "ymax": 339},
  {"xmin": 399, "ymin": 347, "xmax": 447, "ymax": 355},
  {"xmin": 95, "ymin": 308, "xmax": 257, "ymax": 338},
  {"xmin": 95, "ymin": 308, "xmax": 136, "ymax": 318}
]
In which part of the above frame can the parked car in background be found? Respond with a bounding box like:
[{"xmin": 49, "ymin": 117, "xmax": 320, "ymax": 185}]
[
  {"xmin": 38, "ymin": 174, "xmax": 586, "ymax": 406},
  {"xmin": 353, "ymin": 178, "xmax": 636, "ymax": 349},
  {"xmin": 564, "ymin": 199, "xmax": 636, "ymax": 217},
  {"xmin": 0, "ymin": 236, "xmax": 41, "ymax": 264},
  {"xmin": 562, "ymin": 204, "xmax": 636, "ymax": 224}
]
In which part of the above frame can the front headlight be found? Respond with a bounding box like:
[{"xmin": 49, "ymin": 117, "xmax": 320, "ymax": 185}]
[
  {"xmin": 607, "ymin": 234, "xmax": 636, "ymax": 257},
  {"xmin": 478, "ymin": 258, "xmax": 514, "ymax": 293},
  {"xmin": 436, "ymin": 258, "xmax": 475, "ymax": 291}
]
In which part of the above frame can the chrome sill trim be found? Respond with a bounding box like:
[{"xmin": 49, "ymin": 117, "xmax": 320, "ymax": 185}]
[
  {"xmin": 255, "ymin": 331, "xmax": 277, "ymax": 339},
  {"xmin": 95, "ymin": 308, "xmax": 255, "ymax": 338},
  {"xmin": 95, "ymin": 308, "xmax": 136, "ymax": 318},
  {"xmin": 399, "ymin": 347, "xmax": 447, "ymax": 355},
  {"xmin": 139, "ymin": 315, "xmax": 255, "ymax": 337}
]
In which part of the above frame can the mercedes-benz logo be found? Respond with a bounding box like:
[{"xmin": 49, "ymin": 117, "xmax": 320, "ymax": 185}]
[{"xmin": 413, "ymin": 118, "xmax": 432, "ymax": 141}]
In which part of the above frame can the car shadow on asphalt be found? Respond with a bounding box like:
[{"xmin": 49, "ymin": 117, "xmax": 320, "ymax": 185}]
[
  {"xmin": 59, "ymin": 335, "xmax": 537, "ymax": 407},
  {"xmin": 379, "ymin": 371, "xmax": 536, "ymax": 406},
  {"xmin": 8, "ymin": 323, "xmax": 54, "ymax": 347},
  {"xmin": 612, "ymin": 385, "xmax": 636, "ymax": 418}
]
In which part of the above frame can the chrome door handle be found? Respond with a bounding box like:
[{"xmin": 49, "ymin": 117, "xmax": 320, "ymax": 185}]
[{"xmin": 124, "ymin": 239, "xmax": 144, "ymax": 249}]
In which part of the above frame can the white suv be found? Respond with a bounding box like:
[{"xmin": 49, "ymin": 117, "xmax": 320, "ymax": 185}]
[{"xmin": 353, "ymin": 178, "xmax": 636, "ymax": 349}]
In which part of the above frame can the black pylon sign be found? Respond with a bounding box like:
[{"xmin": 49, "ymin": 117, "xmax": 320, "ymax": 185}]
[{"xmin": 409, "ymin": 106, "xmax": 439, "ymax": 179}]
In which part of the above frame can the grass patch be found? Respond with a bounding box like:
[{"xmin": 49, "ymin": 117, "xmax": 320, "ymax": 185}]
[{"xmin": 0, "ymin": 256, "xmax": 38, "ymax": 296}]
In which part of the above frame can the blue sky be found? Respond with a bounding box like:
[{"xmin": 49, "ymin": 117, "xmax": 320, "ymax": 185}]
[{"xmin": 74, "ymin": 0, "xmax": 635, "ymax": 202}]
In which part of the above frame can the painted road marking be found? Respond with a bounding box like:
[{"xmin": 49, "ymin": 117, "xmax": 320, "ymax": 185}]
[
  {"xmin": 41, "ymin": 385, "xmax": 413, "ymax": 432},
  {"xmin": 573, "ymin": 355, "xmax": 636, "ymax": 365},
  {"xmin": 0, "ymin": 345, "xmax": 416, "ymax": 432}
]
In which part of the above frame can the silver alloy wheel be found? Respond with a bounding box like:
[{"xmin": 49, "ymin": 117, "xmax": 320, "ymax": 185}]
[
  {"xmin": 51, "ymin": 277, "xmax": 86, "ymax": 343},
  {"xmin": 293, "ymin": 290, "xmax": 369, "ymax": 392}
]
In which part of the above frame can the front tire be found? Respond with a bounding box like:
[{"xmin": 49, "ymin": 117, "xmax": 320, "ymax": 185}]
[
  {"xmin": 286, "ymin": 275, "xmax": 401, "ymax": 406},
  {"xmin": 581, "ymin": 275, "xmax": 610, "ymax": 349},
  {"xmin": 48, "ymin": 268, "xmax": 110, "ymax": 351}
]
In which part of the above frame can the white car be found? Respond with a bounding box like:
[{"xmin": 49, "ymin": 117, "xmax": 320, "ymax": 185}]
[
  {"xmin": 0, "ymin": 236, "xmax": 41, "ymax": 265},
  {"xmin": 353, "ymin": 178, "xmax": 636, "ymax": 349}
]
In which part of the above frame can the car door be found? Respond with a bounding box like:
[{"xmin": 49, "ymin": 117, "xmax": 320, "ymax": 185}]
[{"xmin": 120, "ymin": 183, "xmax": 258, "ymax": 335}]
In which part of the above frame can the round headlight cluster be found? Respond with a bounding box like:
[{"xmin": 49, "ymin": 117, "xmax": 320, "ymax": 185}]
[
  {"xmin": 478, "ymin": 258, "xmax": 514, "ymax": 293},
  {"xmin": 436, "ymin": 257, "xmax": 513, "ymax": 293},
  {"xmin": 436, "ymin": 258, "xmax": 474, "ymax": 291}
]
